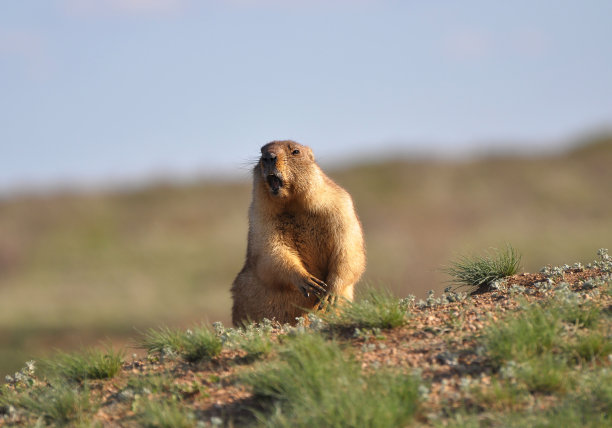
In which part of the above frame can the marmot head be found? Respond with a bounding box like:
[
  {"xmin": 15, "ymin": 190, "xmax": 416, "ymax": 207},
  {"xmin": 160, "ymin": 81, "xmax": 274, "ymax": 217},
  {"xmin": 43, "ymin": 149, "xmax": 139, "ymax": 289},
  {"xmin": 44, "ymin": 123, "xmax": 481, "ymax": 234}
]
[{"xmin": 258, "ymin": 140, "xmax": 316, "ymax": 199}]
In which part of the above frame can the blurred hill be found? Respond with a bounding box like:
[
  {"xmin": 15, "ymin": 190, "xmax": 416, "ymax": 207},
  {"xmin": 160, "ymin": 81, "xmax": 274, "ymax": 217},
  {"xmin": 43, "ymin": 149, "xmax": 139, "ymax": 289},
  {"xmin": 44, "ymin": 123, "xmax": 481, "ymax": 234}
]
[{"xmin": 1, "ymin": 135, "xmax": 611, "ymax": 376}]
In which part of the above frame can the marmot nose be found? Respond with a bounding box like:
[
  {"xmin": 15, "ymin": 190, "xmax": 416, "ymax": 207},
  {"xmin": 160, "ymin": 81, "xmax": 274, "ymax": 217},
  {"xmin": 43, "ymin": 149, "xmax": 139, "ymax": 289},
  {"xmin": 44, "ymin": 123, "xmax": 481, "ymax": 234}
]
[{"xmin": 262, "ymin": 152, "xmax": 277, "ymax": 164}]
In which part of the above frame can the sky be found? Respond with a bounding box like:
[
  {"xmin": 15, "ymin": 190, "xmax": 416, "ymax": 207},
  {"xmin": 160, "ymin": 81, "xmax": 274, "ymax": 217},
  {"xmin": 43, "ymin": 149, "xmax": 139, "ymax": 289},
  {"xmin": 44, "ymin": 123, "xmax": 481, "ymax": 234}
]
[{"xmin": 1, "ymin": 0, "xmax": 611, "ymax": 192}]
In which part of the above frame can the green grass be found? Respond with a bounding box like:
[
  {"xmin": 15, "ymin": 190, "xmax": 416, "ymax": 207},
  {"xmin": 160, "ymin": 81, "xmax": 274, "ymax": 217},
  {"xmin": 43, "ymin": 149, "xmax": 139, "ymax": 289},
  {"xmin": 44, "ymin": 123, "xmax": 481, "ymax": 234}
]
[
  {"xmin": 242, "ymin": 333, "xmax": 421, "ymax": 428},
  {"xmin": 483, "ymin": 302, "xmax": 562, "ymax": 365},
  {"xmin": 140, "ymin": 324, "xmax": 222, "ymax": 362},
  {"xmin": 127, "ymin": 372, "xmax": 176, "ymax": 395},
  {"xmin": 513, "ymin": 355, "xmax": 572, "ymax": 393},
  {"xmin": 139, "ymin": 327, "xmax": 186, "ymax": 356},
  {"xmin": 13, "ymin": 382, "xmax": 98, "ymax": 426},
  {"xmin": 566, "ymin": 331, "xmax": 612, "ymax": 363},
  {"xmin": 125, "ymin": 371, "xmax": 208, "ymax": 402},
  {"xmin": 580, "ymin": 370, "xmax": 612, "ymax": 417},
  {"xmin": 483, "ymin": 297, "xmax": 609, "ymax": 367},
  {"xmin": 498, "ymin": 369, "xmax": 612, "ymax": 427},
  {"xmin": 480, "ymin": 294, "xmax": 611, "ymax": 397},
  {"xmin": 523, "ymin": 406, "xmax": 610, "ymax": 428},
  {"xmin": 558, "ymin": 300, "xmax": 602, "ymax": 328},
  {"xmin": 444, "ymin": 368, "xmax": 612, "ymax": 427},
  {"xmin": 42, "ymin": 346, "xmax": 124, "ymax": 382},
  {"xmin": 137, "ymin": 399, "xmax": 196, "ymax": 428},
  {"xmin": 472, "ymin": 377, "xmax": 529, "ymax": 411},
  {"xmin": 322, "ymin": 287, "xmax": 409, "ymax": 330},
  {"xmin": 443, "ymin": 245, "xmax": 522, "ymax": 292},
  {"xmin": 236, "ymin": 329, "xmax": 274, "ymax": 361}
]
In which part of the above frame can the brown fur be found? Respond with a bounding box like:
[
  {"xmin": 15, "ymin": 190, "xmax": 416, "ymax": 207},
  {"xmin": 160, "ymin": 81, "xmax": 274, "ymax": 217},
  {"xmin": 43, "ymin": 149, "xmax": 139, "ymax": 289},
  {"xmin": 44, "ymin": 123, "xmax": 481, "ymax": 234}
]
[{"xmin": 231, "ymin": 140, "xmax": 366, "ymax": 325}]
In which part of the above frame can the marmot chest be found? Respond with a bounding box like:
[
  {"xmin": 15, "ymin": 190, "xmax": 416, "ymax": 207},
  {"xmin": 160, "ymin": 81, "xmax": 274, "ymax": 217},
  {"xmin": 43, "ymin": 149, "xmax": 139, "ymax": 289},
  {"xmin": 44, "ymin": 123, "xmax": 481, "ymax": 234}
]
[{"xmin": 274, "ymin": 212, "xmax": 331, "ymax": 270}]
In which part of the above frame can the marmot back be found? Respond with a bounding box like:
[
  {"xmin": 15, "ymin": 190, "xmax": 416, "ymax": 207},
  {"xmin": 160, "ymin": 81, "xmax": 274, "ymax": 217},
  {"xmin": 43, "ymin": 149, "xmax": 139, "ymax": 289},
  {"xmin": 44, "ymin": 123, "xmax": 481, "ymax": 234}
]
[{"xmin": 231, "ymin": 140, "xmax": 366, "ymax": 325}]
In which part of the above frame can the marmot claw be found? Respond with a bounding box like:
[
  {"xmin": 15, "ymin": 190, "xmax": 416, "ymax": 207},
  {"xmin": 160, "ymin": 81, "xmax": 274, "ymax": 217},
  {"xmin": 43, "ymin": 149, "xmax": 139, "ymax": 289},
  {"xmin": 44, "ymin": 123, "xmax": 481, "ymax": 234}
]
[{"xmin": 298, "ymin": 276, "xmax": 327, "ymax": 298}]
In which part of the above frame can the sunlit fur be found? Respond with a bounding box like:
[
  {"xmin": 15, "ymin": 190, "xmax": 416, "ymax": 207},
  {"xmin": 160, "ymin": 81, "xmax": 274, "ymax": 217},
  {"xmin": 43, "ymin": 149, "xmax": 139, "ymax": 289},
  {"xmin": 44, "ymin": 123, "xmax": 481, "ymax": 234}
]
[{"xmin": 231, "ymin": 140, "xmax": 366, "ymax": 325}]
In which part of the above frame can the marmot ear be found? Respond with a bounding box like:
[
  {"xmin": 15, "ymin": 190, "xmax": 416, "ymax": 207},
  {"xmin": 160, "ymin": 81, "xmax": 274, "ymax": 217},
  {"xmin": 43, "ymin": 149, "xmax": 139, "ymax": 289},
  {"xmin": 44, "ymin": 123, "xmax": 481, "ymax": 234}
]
[{"xmin": 306, "ymin": 147, "xmax": 315, "ymax": 161}]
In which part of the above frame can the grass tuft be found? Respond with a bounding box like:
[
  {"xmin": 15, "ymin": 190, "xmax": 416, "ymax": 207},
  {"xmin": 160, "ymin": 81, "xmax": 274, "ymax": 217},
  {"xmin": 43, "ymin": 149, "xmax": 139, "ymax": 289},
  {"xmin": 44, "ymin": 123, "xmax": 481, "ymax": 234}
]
[
  {"xmin": 15, "ymin": 382, "xmax": 98, "ymax": 426},
  {"xmin": 43, "ymin": 346, "xmax": 124, "ymax": 382},
  {"xmin": 139, "ymin": 327, "xmax": 185, "ymax": 356},
  {"xmin": 494, "ymin": 369, "xmax": 612, "ymax": 427},
  {"xmin": 443, "ymin": 245, "xmax": 522, "ymax": 292},
  {"xmin": 138, "ymin": 399, "xmax": 195, "ymax": 428},
  {"xmin": 242, "ymin": 333, "xmax": 421, "ymax": 427},
  {"xmin": 472, "ymin": 377, "xmax": 529, "ymax": 411},
  {"xmin": 558, "ymin": 301, "xmax": 602, "ymax": 328},
  {"xmin": 481, "ymin": 298, "xmax": 610, "ymax": 396},
  {"xmin": 141, "ymin": 324, "xmax": 222, "ymax": 362},
  {"xmin": 483, "ymin": 303, "xmax": 562, "ymax": 365},
  {"xmin": 322, "ymin": 287, "xmax": 408, "ymax": 330},
  {"xmin": 567, "ymin": 331, "xmax": 612, "ymax": 363},
  {"xmin": 236, "ymin": 329, "xmax": 274, "ymax": 361},
  {"xmin": 513, "ymin": 355, "xmax": 572, "ymax": 393}
]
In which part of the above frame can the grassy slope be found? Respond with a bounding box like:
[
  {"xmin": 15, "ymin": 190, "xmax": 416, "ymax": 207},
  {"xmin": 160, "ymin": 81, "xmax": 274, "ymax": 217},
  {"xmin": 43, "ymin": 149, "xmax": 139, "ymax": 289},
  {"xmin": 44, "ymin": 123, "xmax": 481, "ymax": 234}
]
[
  {"xmin": 0, "ymin": 137, "xmax": 611, "ymax": 376},
  {"xmin": 1, "ymin": 250, "xmax": 611, "ymax": 427}
]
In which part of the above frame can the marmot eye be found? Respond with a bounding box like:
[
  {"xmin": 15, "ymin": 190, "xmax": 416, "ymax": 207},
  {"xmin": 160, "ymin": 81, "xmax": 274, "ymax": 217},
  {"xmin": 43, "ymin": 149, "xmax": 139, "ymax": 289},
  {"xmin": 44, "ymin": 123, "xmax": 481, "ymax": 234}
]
[{"xmin": 292, "ymin": 149, "xmax": 300, "ymax": 155}]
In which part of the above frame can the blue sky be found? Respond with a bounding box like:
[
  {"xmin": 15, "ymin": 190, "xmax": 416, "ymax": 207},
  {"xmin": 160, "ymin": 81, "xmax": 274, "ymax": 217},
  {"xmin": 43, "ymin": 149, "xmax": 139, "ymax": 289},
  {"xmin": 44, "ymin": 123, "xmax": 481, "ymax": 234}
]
[{"xmin": 1, "ymin": 0, "xmax": 611, "ymax": 191}]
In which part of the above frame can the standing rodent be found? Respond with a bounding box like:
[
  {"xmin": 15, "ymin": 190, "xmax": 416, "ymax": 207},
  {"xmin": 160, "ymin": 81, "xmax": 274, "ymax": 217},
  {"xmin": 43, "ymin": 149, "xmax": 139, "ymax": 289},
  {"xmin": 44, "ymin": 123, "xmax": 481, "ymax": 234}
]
[{"xmin": 231, "ymin": 140, "xmax": 366, "ymax": 325}]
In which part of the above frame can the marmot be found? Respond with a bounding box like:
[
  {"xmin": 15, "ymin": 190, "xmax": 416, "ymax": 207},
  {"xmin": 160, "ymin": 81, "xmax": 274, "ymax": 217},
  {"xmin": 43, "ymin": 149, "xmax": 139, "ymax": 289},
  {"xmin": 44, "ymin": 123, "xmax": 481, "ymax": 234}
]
[{"xmin": 231, "ymin": 140, "xmax": 366, "ymax": 325}]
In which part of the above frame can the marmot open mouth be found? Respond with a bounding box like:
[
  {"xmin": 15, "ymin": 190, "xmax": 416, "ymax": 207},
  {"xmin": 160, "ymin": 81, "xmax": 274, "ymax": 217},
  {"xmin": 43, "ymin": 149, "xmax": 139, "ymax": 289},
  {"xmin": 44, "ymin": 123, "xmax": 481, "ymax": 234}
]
[{"xmin": 266, "ymin": 174, "xmax": 283, "ymax": 194}]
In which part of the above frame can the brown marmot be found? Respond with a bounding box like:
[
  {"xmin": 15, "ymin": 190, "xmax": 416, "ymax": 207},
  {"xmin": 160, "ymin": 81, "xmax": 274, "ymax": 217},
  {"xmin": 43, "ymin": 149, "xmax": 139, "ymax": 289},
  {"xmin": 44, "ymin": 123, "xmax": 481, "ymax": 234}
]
[{"xmin": 231, "ymin": 140, "xmax": 366, "ymax": 325}]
